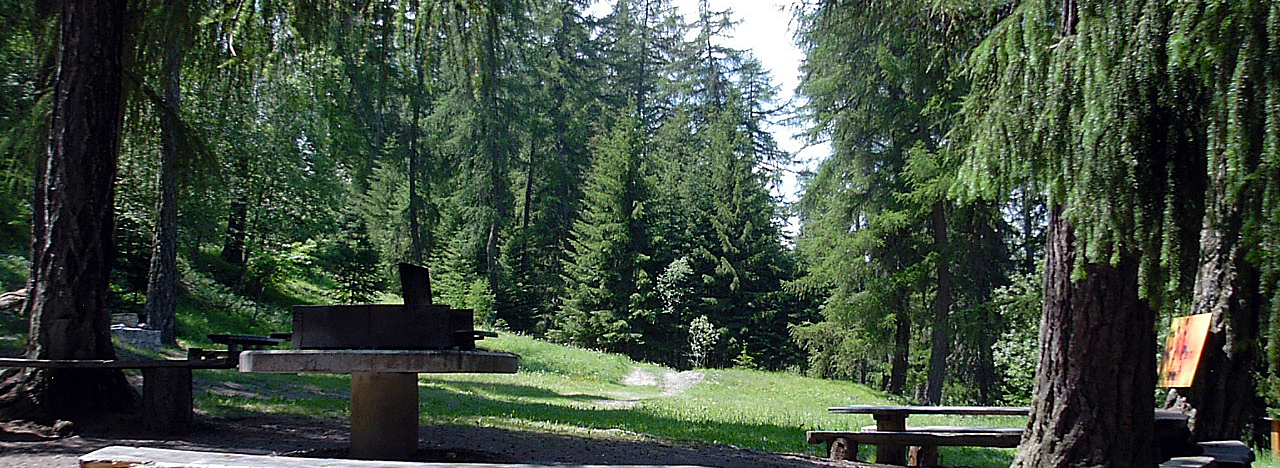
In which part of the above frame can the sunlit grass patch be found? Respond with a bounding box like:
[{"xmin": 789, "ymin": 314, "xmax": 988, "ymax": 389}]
[{"xmin": 197, "ymin": 393, "xmax": 348, "ymax": 418}]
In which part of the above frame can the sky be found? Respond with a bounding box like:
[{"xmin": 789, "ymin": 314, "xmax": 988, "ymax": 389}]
[
  {"xmin": 587, "ymin": 0, "xmax": 830, "ymax": 236},
  {"xmin": 667, "ymin": 0, "xmax": 826, "ymax": 208}
]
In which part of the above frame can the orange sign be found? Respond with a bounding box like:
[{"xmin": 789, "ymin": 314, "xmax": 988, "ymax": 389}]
[{"xmin": 1158, "ymin": 313, "xmax": 1212, "ymax": 388}]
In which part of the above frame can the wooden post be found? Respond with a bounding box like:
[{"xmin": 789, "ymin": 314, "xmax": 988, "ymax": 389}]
[
  {"xmin": 909, "ymin": 445, "xmax": 939, "ymax": 467},
  {"xmin": 874, "ymin": 413, "xmax": 908, "ymax": 465},
  {"xmin": 829, "ymin": 437, "xmax": 858, "ymax": 461},
  {"xmin": 350, "ymin": 372, "xmax": 418, "ymax": 460},
  {"xmin": 141, "ymin": 367, "xmax": 193, "ymax": 433}
]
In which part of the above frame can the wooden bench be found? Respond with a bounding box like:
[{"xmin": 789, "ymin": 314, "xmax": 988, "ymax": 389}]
[
  {"xmin": 0, "ymin": 356, "xmax": 235, "ymax": 433},
  {"xmin": 808, "ymin": 428, "xmax": 1021, "ymax": 465},
  {"xmin": 1160, "ymin": 440, "xmax": 1254, "ymax": 468},
  {"xmin": 815, "ymin": 405, "xmax": 1029, "ymax": 465},
  {"xmin": 80, "ymin": 446, "xmax": 717, "ymax": 468}
]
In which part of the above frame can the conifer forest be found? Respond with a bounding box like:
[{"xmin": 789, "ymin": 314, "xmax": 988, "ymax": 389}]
[{"xmin": 1, "ymin": 0, "xmax": 1280, "ymax": 457}]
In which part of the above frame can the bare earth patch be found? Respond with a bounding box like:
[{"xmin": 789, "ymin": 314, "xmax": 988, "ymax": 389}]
[
  {"xmin": 592, "ymin": 367, "xmax": 708, "ymax": 409},
  {"xmin": 0, "ymin": 412, "xmax": 887, "ymax": 468}
]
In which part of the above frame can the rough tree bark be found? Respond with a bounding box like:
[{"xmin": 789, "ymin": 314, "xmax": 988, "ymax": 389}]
[
  {"xmin": 925, "ymin": 201, "xmax": 951, "ymax": 404},
  {"xmin": 1163, "ymin": 136, "xmax": 1263, "ymax": 442},
  {"xmin": 0, "ymin": 0, "xmax": 137, "ymax": 422},
  {"xmin": 1012, "ymin": 207, "xmax": 1155, "ymax": 468},
  {"xmin": 145, "ymin": 15, "xmax": 185, "ymax": 345}
]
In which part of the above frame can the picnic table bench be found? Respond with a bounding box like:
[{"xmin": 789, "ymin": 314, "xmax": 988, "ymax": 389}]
[
  {"xmin": 0, "ymin": 333, "xmax": 283, "ymax": 433},
  {"xmin": 811, "ymin": 405, "xmax": 1250, "ymax": 467},
  {"xmin": 808, "ymin": 405, "xmax": 1028, "ymax": 466},
  {"xmin": 0, "ymin": 356, "xmax": 235, "ymax": 433}
]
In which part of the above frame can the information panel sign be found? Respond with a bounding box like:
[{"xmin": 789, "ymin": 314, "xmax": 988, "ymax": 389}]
[{"xmin": 1158, "ymin": 313, "xmax": 1212, "ymax": 388}]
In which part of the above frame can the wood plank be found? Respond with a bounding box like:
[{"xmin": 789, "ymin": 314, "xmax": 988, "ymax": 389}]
[
  {"xmin": 208, "ymin": 334, "xmax": 283, "ymax": 347},
  {"xmin": 859, "ymin": 425, "xmax": 1025, "ymax": 434},
  {"xmin": 807, "ymin": 430, "xmax": 1021, "ymax": 448},
  {"xmin": 828, "ymin": 405, "xmax": 1031, "ymax": 416},
  {"xmin": 80, "ymin": 446, "xmax": 715, "ymax": 468},
  {"xmin": 1197, "ymin": 440, "xmax": 1253, "ymax": 466},
  {"xmin": 1159, "ymin": 456, "xmax": 1217, "ymax": 468},
  {"xmin": 0, "ymin": 357, "xmax": 235, "ymax": 369}
]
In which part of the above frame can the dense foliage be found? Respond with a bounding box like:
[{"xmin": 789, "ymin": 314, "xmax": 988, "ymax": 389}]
[
  {"xmin": 1, "ymin": 1, "xmax": 1277, "ymax": 438},
  {"xmin": 791, "ymin": 0, "xmax": 1018, "ymax": 404},
  {"xmin": 0, "ymin": 0, "xmax": 812, "ymax": 372}
]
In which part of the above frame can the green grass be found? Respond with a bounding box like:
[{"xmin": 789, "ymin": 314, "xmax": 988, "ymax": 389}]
[
  {"xmin": 1255, "ymin": 447, "xmax": 1280, "ymax": 468},
  {"xmin": 196, "ymin": 333, "xmax": 1021, "ymax": 466},
  {"xmin": 0, "ymin": 253, "xmax": 27, "ymax": 291}
]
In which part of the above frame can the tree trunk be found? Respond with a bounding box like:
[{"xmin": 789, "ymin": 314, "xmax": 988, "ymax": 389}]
[
  {"xmin": 145, "ymin": 21, "xmax": 184, "ymax": 346},
  {"xmin": 1021, "ymin": 184, "xmax": 1037, "ymax": 273},
  {"xmin": 1163, "ymin": 144, "xmax": 1262, "ymax": 442},
  {"xmin": 0, "ymin": 0, "xmax": 137, "ymax": 422},
  {"xmin": 220, "ymin": 192, "xmax": 248, "ymax": 269},
  {"xmin": 888, "ymin": 303, "xmax": 910, "ymax": 396},
  {"xmin": 406, "ymin": 16, "xmax": 426, "ymax": 266},
  {"xmin": 407, "ymin": 125, "xmax": 424, "ymax": 265},
  {"xmin": 521, "ymin": 145, "xmax": 534, "ymax": 231},
  {"xmin": 925, "ymin": 201, "xmax": 951, "ymax": 404},
  {"xmin": 1012, "ymin": 207, "xmax": 1155, "ymax": 468},
  {"xmin": 481, "ymin": 0, "xmax": 504, "ymax": 297}
]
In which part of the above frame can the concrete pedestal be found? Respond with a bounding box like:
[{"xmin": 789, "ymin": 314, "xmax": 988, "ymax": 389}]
[
  {"xmin": 350, "ymin": 372, "xmax": 418, "ymax": 460},
  {"xmin": 239, "ymin": 349, "xmax": 519, "ymax": 461}
]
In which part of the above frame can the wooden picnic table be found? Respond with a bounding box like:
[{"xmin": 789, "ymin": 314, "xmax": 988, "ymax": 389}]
[
  {"xmin": 821, "ymin": 405, "xmax": 1030, "ymax": 465},
  {"xmin": 188, "ymin": 333, "xmax": 284, "ymax": 360},
  {"xmin": 817, "ymin": 406, "xmax": 1201, "ymax": 466}
]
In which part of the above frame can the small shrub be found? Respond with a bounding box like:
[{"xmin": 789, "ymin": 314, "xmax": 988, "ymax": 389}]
[
  {"xmin": 0, "ymin": 254, "xmax": 28, "ymax": 291},
  {"xmin": 992, "ymin": 271, "xmax": 1042, "ymax": 405},
  {"xmin": 687, "ymin": 315, "xmax": 720, "ymax": 369},
  {"xmin": 732, "ymin": 347, "xmax": 759, "ymax": 370}
]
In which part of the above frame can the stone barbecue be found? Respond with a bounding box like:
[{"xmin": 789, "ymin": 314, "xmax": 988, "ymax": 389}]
[
  {"xmin": 290, "ymin": 263, "xmax": 493, "ymax": 350},
  {"xmin": 240, "ymin": 262, "xmax": 517, "ymax": 460}
]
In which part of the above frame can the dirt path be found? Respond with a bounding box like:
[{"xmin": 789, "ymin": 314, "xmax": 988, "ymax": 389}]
[{"xmin": 621, "ymin": 367, "xmax": 706, "ymax": 396}]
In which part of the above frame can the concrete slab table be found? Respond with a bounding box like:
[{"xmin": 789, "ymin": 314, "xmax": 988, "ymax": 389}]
[{"xmin": 240, "ymin": 349, "xmax": 519, "ymax": 460}]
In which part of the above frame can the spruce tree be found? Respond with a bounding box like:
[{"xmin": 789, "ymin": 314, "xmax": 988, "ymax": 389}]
[
  {"xmin": 690, "ymin": 106, "xmax": 794, "ymax": 368},
  {"xmin": 554, "ymin": 115, "xmax": 657, "ymax": 353}
]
